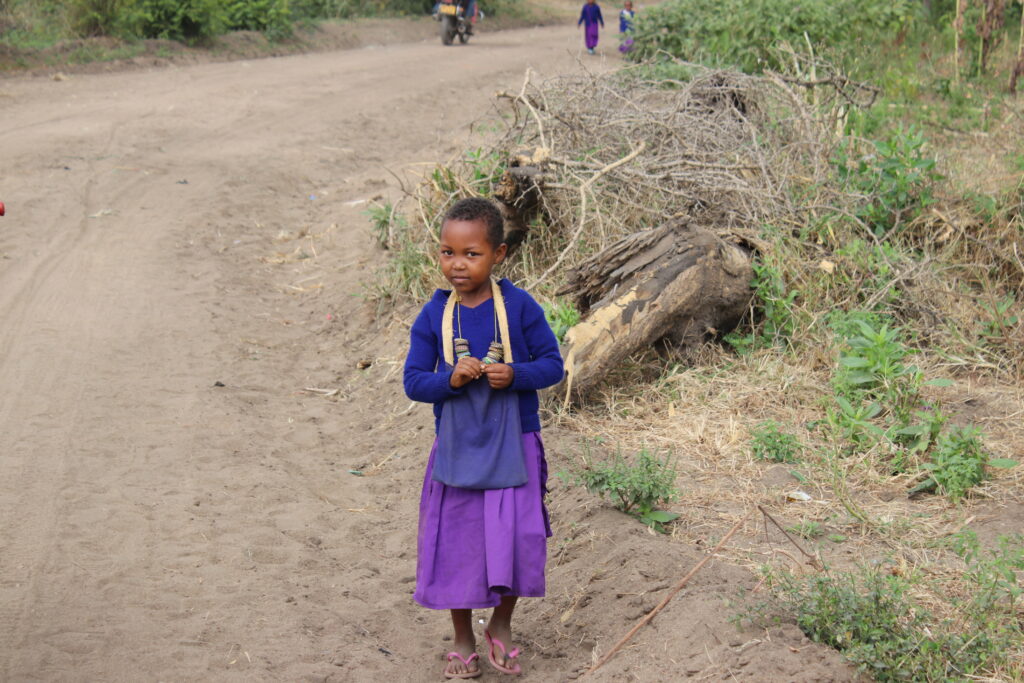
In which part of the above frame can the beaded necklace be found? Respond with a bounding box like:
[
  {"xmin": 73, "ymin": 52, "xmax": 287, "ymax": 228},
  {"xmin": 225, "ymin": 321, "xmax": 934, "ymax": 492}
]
[
  {"xmin": 442, "ymin": 278, "xmax": 512, "ymax": 367},
  {"xmin": 453, "ymin": 296, "xmax": 504, "ymax": 364}
]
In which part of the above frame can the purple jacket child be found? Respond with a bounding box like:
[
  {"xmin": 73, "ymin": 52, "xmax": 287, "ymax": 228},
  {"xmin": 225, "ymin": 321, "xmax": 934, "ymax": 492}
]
[{"xmin": 578, "ymin": 0, "xmax": 604, "ymax": 53}]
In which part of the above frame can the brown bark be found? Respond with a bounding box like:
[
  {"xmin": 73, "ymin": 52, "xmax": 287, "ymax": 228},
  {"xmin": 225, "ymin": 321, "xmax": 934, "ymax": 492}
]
[{"xmin": 556, "ymin": 220, "xmax": 753, "ymax": 396}]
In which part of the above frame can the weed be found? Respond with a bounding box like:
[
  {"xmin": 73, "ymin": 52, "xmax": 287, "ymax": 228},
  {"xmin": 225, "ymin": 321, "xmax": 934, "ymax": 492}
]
[
  {"xmin": 951, "ymin": 530, "xmax": 1024, "ymax": 620},
  {"xmin": 725, "ymin": 258, "xmax": 798, "ymax": 353},
  {"xmin": 980, "ymin": 294, "xmax": 1020, "ymax": 345},
  {"xmin": 833, "ymin": 126, "xmax": 941, "ymax": 237},
  {"xmin": 542, "ymin": 298, "xmax": 581, "ymax": 344},
  {"xmin": 746, "ymin": 565, "xmax": 1009, "ymax": 681},
  {"xmin": 573, "ymin": 445, "xmax": 680, "ymax": 531},
  {"xmin": 750, "ymin": 420, "xmax": 802, "ymax": 463},
  {"xmin": 786, "ymin": 519, "xmax": 824, "ymax": 539},
  {"xmin": 919, "ymin": 425, "xmax": 1015, "ymax": 501},
  {"xmin": 833, "ymin": 319, "xmax": 922, "ymax": 425},
  {"xmin": 365, "ymin": 201, "xmax": 405, "ymax": 250}
]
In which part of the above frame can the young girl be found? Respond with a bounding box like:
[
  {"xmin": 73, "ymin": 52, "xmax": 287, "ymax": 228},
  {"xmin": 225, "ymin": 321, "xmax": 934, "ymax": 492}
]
[
  {"xmin": 403, "ymin": 197, "xmax": 564, "ymax": 679},
  {"xmin": 577, "ymin": 0, "xmax": 604, "ymax": 55},
  {"xmin": 618, "ymin": 0, "xmax": 635, "ymax": 53}
]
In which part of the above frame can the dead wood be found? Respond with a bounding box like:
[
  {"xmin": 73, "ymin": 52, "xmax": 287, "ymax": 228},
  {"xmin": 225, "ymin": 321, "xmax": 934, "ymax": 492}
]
[
  {"xmin": 558, "ymin": 220, "xmax": 753, "ymax": 396},
  {"xmin": 494, "ymin": 163, "xmax": 549, "ymax": 255}
]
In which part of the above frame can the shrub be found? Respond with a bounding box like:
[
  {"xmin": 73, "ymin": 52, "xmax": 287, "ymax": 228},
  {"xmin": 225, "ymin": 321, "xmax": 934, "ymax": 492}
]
[
  {"xmin": 627, "ymin": 0, "xmax": 915, "ymax": 72},
  {"xmin": 750, "ymin": 420, "xmax": 802, "ymax": 463},
  {"xmin": 920, "ymin": 426, "xmax": 1015, "ymax": 501},
  {"xmin": 832, "ymin": 127, "xmax": 941, "ymax": 237},
  {"xmin": 68, "ymin": 0, "xmax": 139, "ymax": 37},
  {"xmin": 134, "ymin": 0, "xmax": 225, "ymax": 43},
  {"xmin": 724, "ymin": 258, "xmax": 798, "ymax": 353},
  {"xmin": 574, "ymin": 446, "xmax": 679, "ymax": 530},
  {"xmin": 225, "ymin": 0, "xmax": 291, "ymax": 38},
  {"xmin": 543, "ymin": 299, "xmax": 580, "ymax": 344},
  {"xmin": 749, "ymin": 565, "xmax": 1008, "ymax": 681}
]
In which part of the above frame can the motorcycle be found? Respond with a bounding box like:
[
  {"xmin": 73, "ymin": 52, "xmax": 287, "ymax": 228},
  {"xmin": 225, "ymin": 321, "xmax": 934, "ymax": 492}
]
[{"xmin": 434, "ymin": 0, "xmax": 475, "ymax": 46}]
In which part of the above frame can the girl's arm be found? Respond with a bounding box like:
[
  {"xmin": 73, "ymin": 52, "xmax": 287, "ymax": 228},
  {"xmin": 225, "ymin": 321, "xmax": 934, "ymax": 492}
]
[
  {"xmin": 403, "ymin": 305, "xmax": 463, "ymax": 403},
  {"xmin": 597, "ymin": 6, "xmax": 604, "ymax": 26},
  {"xmin": 510, "ymin": 297, "xmax": 565, "ymax": 392},
  {"xmin": 578, "ymin": 7, "xmax": 585, "ymax": 26}
]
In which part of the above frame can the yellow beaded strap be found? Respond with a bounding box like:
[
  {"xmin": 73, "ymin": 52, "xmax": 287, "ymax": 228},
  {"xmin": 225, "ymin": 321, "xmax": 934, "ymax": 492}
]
[{"xmin": 441, "ymin": 278, "xmax": 513, "ymax": 367}]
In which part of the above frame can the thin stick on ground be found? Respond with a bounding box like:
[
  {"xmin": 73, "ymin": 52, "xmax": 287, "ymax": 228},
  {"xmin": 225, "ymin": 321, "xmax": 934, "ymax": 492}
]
[{"xmin": 584, "ymin": 508, "xmax": 754, "ymax": 675}]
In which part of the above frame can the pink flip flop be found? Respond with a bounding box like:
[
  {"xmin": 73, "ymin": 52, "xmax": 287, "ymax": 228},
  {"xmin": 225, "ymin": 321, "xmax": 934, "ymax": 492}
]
[
  {"xmin": 444, "ymin": 651, "xmax": 482, "ymax": 679},
  {"xmin": 484, "ymin": 629, "xmax": 522, "ymax": 675}
]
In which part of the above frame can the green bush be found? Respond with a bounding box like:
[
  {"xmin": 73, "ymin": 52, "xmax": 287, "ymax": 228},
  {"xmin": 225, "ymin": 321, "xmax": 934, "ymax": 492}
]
[
  {"xmin": 627, "ymin": 0, "xmax": 916, "ymax": 72},
  {"xmin": 225, "ymin": 0, "xmax": 291, "ymax": 38},
  {"xmin": 832, "ymin": 127, "xmax": 941, "ymax": 237},
  {"xmin": 543, "ymin": 299, "xmax": 581, "ymax": 344},
  {"xmin": 573, "ymin": 446, "xmax": 679, "ymax": 531},
  {"xmin": 68, "ymin": 0, "xmax": 139, "ymax": 37},
  {"xmin": 919, "ymin": 426, "xmax": 1015, "ymax": 501},
  {"xmin": 751, "ymin": 566, "xmax": 1005, "ymax": 681},
  {"xmin": 724, "ymin": 257, "xmax": 798, "ymax": 353},
  {"xmin": 134, "ymin": 0, "xmax": 225, "ymax": 42},
  {"xmin": 750, "ymin": 420, "xmax": 802, "ymax": 463}
]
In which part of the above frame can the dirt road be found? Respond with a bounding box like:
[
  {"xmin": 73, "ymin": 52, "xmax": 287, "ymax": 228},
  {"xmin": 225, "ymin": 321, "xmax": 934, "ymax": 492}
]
[{"xmin": 0, "ymin": 21, "xmax": 856, "ymax": 682}]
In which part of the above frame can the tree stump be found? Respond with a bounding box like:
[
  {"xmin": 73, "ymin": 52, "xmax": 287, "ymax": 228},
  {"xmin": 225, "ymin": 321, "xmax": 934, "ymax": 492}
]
[{"xmin": 556, "ymin": 220, "xmax": 753, "ymax": 396}]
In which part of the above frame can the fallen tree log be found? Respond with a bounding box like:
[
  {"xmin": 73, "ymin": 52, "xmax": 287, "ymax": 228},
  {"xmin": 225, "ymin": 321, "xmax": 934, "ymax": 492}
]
[{"xmin": 557, "ymin": 220, "xmax": 753, "ymax": 397}]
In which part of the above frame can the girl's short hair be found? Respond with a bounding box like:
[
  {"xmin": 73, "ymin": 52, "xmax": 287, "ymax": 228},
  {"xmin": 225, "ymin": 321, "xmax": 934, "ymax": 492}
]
[{"xmin": 443, "ymin": 198, "xmax": 505, "ymax": 249}]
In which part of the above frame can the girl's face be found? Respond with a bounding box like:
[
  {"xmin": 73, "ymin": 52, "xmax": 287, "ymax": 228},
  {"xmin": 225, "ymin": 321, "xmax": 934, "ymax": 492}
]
[{"xmin": 439, "ymin": 219, "xmax": 507, "ymax": 301}]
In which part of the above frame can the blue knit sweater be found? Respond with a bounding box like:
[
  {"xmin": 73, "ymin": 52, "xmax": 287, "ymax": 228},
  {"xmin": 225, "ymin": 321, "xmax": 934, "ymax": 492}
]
[{"xmin": 403, "ymin": 278, "xmax": 565, "ymax": 434}]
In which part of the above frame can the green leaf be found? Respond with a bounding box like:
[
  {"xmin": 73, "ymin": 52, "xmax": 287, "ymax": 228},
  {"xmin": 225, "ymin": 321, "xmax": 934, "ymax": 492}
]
[
  {"xmin": 987, "ymin": 458, "xmax": 1017, "ymax": 469},
  {"xmin": 839, "ymin": 356, "xmax": 871, "ymax": 368},
  {"xmin": 923, "ymin": 378, "xmax": 954, "ymax": 387},
  {"xmin": 642, "ymin": 510, "xmax": 680, "ymax": 523}
]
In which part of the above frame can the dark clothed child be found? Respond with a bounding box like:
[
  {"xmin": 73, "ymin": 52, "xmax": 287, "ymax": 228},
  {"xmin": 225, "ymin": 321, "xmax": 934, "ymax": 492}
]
[
  {"xmin": 578, "ymin": 0, "xmax": 604, "ymax": 54},
  {"xmin": 403, "ymin": 197, "xmax": 564, "ymax": 679}
]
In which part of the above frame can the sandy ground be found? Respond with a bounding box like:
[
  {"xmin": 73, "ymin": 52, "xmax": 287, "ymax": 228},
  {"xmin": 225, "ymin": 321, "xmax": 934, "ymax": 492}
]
[{"xmin": 0, "ymin": 20, "xmax": 861, "ymax": 682}]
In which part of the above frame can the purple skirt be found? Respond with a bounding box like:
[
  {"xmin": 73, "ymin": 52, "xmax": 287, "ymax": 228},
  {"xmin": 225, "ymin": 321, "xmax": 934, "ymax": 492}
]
[{"xmin": 414, "ymin": 432, "xmax": 552, "ymax": 610}]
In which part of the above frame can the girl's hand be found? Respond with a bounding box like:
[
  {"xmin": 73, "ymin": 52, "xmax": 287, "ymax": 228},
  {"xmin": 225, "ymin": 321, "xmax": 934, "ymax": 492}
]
[
  {"xmin": 482, "ymin": 363, "xmax": 514, "ymax": 390},
  {"xmin": 450, "ymin": 356, "xmax": 483, "ymax": 388}
]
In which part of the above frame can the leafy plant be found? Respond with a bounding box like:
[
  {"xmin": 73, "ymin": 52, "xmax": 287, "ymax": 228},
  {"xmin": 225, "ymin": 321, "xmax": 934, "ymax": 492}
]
[
  {"xmin": 574, "ymin": 446, "xmax": 680, "ymax": 531},
  {"xmin": 833, "ymin": 127, "xmax": 941, "ymax": 237},
  {"xmin": 366, "ymin": 201, "xmax": 405, "ymax": 249},
  {"xmin": 951, "ymin": 530, "xmax": 1024, "ymax": 619},
  {"xmin": 826, "ymin": 395, "xmax": 885, "ymax": 452},
  {"xmin": 133, "ymin": 0, "xmax": 225, "ymax": 42},
  {"xmin": 980, "ymin": 294, "xmax": 1020, "ymax": 345},
  {"xmin": 786, "ymin": 519, "xmax": 824, "ymax": 539},
  {"xmin": 725, "ymin": 258, "xmax": 798, "ymax": 352},
  {"xmin": 750, "ymin": 420, "xmax": 802, "ymax": 463},
  {"xmin": 833, "ymin": 319, "xmax": 922, "ymax": 424},
  {"xmin": 917, "ymin": 426, "xmax": 1015, "ymax": 500},
  {"xmin": 626, "ymin": 0, "xmax": 915, "ymax": 72},
  {"xmin": 748, "ymin": 565, "xmax": 1007, "ymax": 681},
  {"xmin": 542, "ymin": 298, "xmax": 581, "ymax": 343},
  {"xmin": 68, "ymin": 0, "xmax": 139, "ymax": 37},
  {"xmin": 225, "ymin": 0, "xmax": 292, "ymax": 39}
]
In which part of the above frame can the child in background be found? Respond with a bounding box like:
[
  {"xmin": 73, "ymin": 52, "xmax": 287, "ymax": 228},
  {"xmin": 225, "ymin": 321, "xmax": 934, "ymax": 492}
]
[
  {"xmin": 618, "ymin": 0, "xmax": 635, "ymax": 53},
  {"xmin": 403, "ymin": 198, "xmax": 564, "ymax": 679},
  {"xmin": 578, "ymin": 0, "xmax": 604, "ymax": 55}
]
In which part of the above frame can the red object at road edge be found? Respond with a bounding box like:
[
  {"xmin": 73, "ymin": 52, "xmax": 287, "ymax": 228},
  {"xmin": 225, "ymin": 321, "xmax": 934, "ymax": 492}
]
[{"xmin": 0, "ymin": 202, "xmax": 5, "ymax": 216}]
